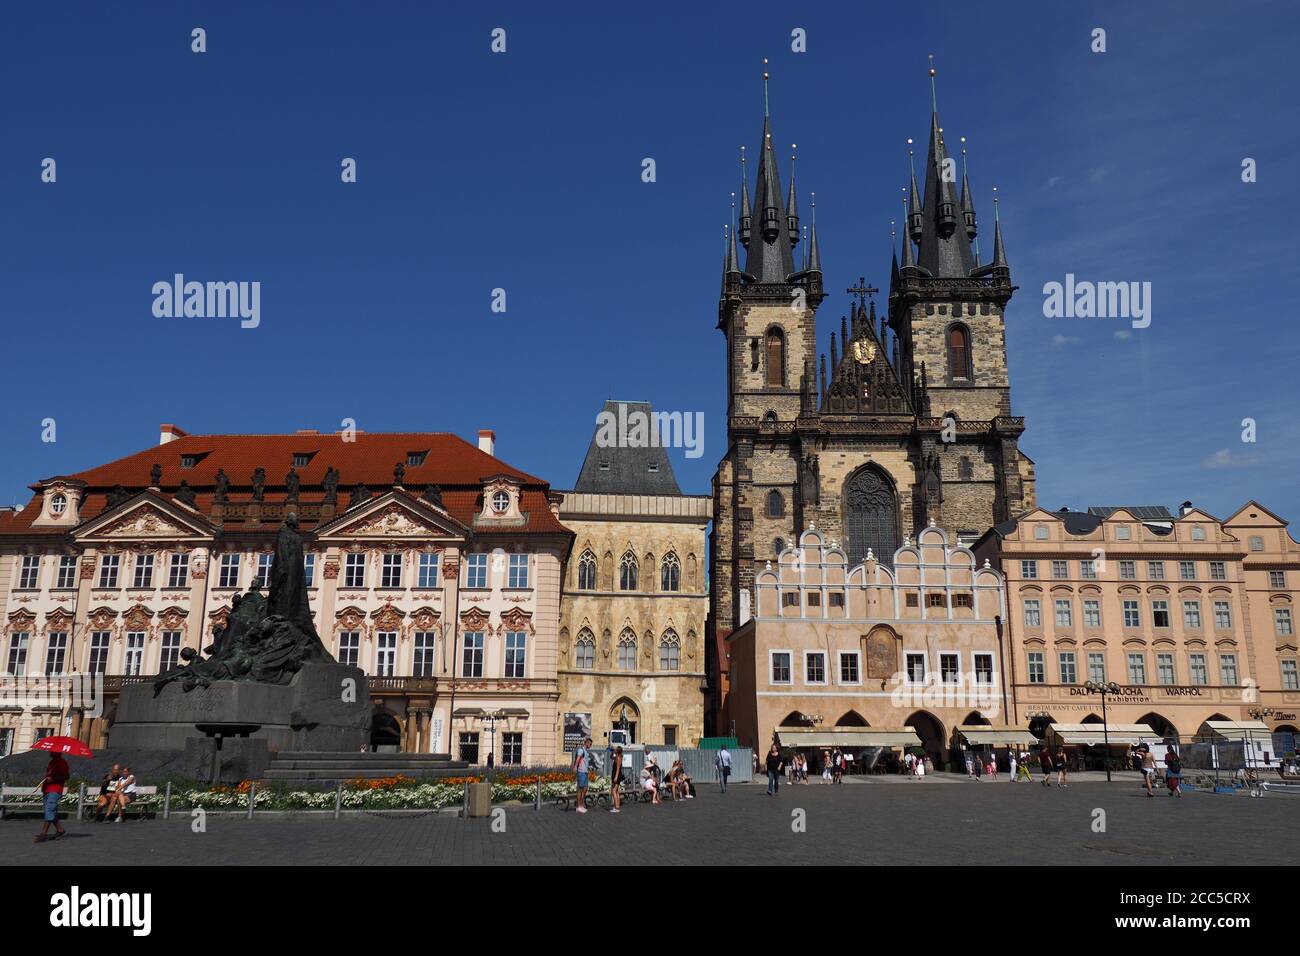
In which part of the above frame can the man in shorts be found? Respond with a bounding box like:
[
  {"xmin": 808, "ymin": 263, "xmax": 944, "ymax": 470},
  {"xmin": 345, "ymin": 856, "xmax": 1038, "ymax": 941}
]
[
  {"xmin": 572, "ymin": 736, "xmax": 593, "ymax": 814},
  {"xmin": 1139, "ymin": 745, "xmax": 1157, "ymax": 797}
]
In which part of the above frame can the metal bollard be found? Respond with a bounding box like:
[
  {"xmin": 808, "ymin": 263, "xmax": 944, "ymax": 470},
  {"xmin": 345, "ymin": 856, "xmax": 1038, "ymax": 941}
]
[
  {"xmin": 534, "ymin": 773, "xmax": 541, "ymax": 810},
  {"xmin": 461, "ymin": 781, "xmax": 470, "ymax": 818},
  {"xmin": 163, "ymin": 781, "xmax": 172, "ymax": 820},
  {"xmin": 77, "ymin": 783, "xmax": 86, "ymax": 821},
  {"xmin": 247, "ymin": 781, "xmax": 256, "ymax": 819},
  {"xmin": 334, "ymin": 780, "xmax": 342, "ymax": 820}
]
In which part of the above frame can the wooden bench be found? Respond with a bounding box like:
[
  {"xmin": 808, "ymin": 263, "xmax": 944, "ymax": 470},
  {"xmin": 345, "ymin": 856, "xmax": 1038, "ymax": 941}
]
[{"xmin": 0, "ymin": 785, "xmax": 159, "ymax": 820}]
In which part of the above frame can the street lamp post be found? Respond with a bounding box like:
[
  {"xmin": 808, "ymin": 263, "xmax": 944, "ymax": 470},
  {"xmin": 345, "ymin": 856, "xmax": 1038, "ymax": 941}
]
[
  {"xmin": 1084, "ymin": 680, "xmax": 1123, "ymax": 782},
  {"xmin": 481, "ymin": 709, "xmax": 506, "ymax": 769}
]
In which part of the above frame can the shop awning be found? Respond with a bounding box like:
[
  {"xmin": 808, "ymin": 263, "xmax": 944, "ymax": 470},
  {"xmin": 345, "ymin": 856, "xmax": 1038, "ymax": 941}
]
[
  {"xmin": 1205, "ymin": 720, "xmax": 1271, "ymax": 740},
  {"xmin": 776, "ymin": 727, "xmax": 922, "ymax": 748},
  {"xmin": 955, "ymin": 725, "xmax": 1038, "ymax": 746},
  {"xmin": 1047, "ymin": 723, "xmax": 1156, "ymax": 746}
]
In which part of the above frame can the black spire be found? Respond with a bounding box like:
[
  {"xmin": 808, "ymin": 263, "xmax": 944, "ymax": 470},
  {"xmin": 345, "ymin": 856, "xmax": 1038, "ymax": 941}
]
[
  {"xmin": 786, "ymin": 145, "xmax": 800, "ymax": 247},
  {"xmin": 806, "ymin": 193, "xmax": 822, "ymax": 275},
  {"xmin": 738, "ymin": 147, "xmax": 752, "ymax": 248},
  {"xmin": 959, "ymin": 137, "xmax": 977, "ymax": 244},
  {"xmin": 899, "ymin": 193, "xmax": 919, "ymax": 274},
  {"xmin": 744, "ymin": 62, "xmax": 797, "ymax": 283},
  {"xmin": 990, "ymin": 188, "xmax": 1009, "ymax": 277},
  {"xmin": 916, "ymin": 59, "xmax": 976, "ymax": 278}
]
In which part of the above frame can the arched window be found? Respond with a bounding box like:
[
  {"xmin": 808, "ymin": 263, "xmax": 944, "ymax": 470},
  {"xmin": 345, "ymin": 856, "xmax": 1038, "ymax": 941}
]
[
  {"xmin": 577, "ymin": 550, "xmax": 597, "ymax": 590},
  {"xmin": 574, "ymin": 628, "xmax": 595, "ymax": 669},
  {"xmin": 766, "ymin": 489, "xmax": 785, "ymax": 518},
  {"xmin": 765, "ymin": 328, "xmax": 785, "ymax": 387},
  {"xmin": 619, "ymin": 551, "xmax": 639, "ymax": 591},
  {"xmin": 660, "ymin": 552, "xmax": 680, "ymax": 592},
  {"xmin": 617, "ymin": 628, "xmax": 637, "ymax": 670},
  {"xmin": 845, "ymin": 466, "xmax": 900, "ymax": 568},
  {"xmin": 947, "ymin": 324, "xmax": 971, "ymax": 380},
  {"xmin": 773, "ymin": 537, "xmax": 785, "ymax": 555},
  {"xmin": 659, "ymin": 629, "xmax": 680, "ymax": 670}
]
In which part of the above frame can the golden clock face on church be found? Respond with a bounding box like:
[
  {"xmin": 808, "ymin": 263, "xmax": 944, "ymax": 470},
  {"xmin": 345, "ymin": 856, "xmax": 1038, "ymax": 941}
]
[{"xmin": 852, "ymin": 340, "xmax": 876, "ymax": 364}]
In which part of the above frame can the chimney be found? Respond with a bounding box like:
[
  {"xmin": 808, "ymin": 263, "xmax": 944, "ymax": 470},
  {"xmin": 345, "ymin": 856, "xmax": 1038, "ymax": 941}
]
[
  {"xmin": 1180, "ymin": 500, "xmax": 1194, "ymax": 517},
  {"xmin": 478, "ymin": 429, "xmax": 496, "ymax": 457},
  {"xmin": 159, "ymin": 423, "xmax": 188, "ymax": 445}
]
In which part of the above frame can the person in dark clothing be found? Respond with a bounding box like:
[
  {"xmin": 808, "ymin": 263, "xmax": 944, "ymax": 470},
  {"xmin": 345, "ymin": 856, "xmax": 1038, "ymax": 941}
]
[
  {"xmin": 765, "ymin": 745, "xmax": 785, "ymax": 796},
  {"xmin": 35, "ymin": 754, "xmax": 70, "ymax": 842},
  {"xmin": 1039, "ymin": 748, "xmax": 1054, "ymax": 787},
  {"xmin": 1164, "ymin": 747, "xmax": 1183, "ymax": 797}
]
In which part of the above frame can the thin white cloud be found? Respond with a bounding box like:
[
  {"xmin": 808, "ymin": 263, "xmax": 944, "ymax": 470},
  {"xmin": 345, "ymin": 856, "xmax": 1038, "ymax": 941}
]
[
  {"xmin": 1202, "ymin": 448, "xmax": 1259, "ymax": 469},
  {"xmin": 1049, "ymin": 333, "xmax": 1081, "ymax": 349}
]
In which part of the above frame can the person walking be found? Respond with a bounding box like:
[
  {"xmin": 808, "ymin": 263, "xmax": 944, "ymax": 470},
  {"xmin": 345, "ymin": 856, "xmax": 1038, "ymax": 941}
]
[
  {"xmin": 964, "ymin": 749, "xmax": 975, "ymax": 778},
  {"xmin": 34, "ymin": 752, "xmax": 70, "ymax": 843},
  {"xmin": 1039, "ymin": 748, "xmax": 1054, "ymax": 787},
  {"xmin": 1140, "ymin": 745, "xmax": 1157, "ymax": 797},
  {"xmin": 610, "ymin": 745, "xmax": 624, "ymax": 812},
  {"xmin": 1164, "ymin": 747, "xmax": 1182, "ymax": 797},
  {"xmin": 1008, "ymin": 751, "xmax": 1018, "ymax": 782},
  {"xmin": 572, "ymin": 735, "xmax": 593, "ymax": 814},
  {"xmin": 1054, "ymin": 749, "xmax": 1068, "ymax": 788},
  {"xmin": 715, "ymin": 745, "xmax": 732, "ymax": 793},
  {"xmin": 766, "ymin": 745, "xmax": 784, "ymax": 795}
]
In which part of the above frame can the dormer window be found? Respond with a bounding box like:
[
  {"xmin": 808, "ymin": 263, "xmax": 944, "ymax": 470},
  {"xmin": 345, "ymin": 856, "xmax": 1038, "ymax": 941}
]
[
  {"xmin": 292, "ymin": 452, "xmax": 315, "ymax": 468},
  {"xmin": 180, "ymin": 456, "xmax": 198, "ymax": 469},
  {"xmin": 598, "ymin": 461, "xmax": 610, "ymax": 471},
  {"xmin": 647, "ymin": 463, "xmax": 659, "ymax": 473},
  {"xmin": 407, "ymin": 451, "xmax": 428, "ymax": 467},
  {"xmin": 49, "ymin": 494, "xmax": 67, "ymax": 516},
  {"xmin": 492, "ymin": 491, "xmax": 510, "ymax": 514}
]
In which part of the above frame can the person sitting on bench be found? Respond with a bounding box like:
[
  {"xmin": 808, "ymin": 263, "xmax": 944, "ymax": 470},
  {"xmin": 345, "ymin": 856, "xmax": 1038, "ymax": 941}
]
[{"xmin": 95, "ymin": 765, "xmax": 122, "ymax": 821}]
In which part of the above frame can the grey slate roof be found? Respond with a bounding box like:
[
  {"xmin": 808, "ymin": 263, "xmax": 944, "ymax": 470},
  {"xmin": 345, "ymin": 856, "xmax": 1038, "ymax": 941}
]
[
  {"xmin": 1087, "ymin": 506, "xmax": 1174, "ymax": 520},
  {"xmin": 743, "ymin": 116, "xmax": 798, "ymax": 283},
  {"xmin": 573, "ymin": 401, "xmax": 683, "ymax": 495}
]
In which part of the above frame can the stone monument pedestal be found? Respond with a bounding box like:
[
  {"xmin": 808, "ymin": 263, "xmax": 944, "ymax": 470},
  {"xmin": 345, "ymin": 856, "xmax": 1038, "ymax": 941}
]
[{"xmin": 110, "ymin": 661, "xmax": 370, "ymax": 753}]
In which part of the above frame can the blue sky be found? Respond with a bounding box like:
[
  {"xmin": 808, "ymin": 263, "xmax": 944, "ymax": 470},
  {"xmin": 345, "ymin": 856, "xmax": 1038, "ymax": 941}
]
[{"xmin": 1, "ymin": 1, "xmax": 1296, "ymax": 524}]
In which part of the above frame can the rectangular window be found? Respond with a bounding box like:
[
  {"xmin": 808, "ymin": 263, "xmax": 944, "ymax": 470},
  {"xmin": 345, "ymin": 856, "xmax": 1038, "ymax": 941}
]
[
  {"xmin": 304, "ymin": 553, "xmax": 316, "ymax": 588},
  {"xmin": 44, "ymin": 632, "xmax": 68, "ymax": 675},
  {"xmin": 906, "ymin": 653, "xmax": 926, "ymax": 684},
  {"xmin": 462, "ymin": 632, "xmax": 485, "ymax": 678},
  {"xmin": 1219, "ymin": 653, "xmax": 1238, "ymax": 686},
  {"xmin": 783, "ymin": 592, "xmax": 799, "ymax": 608},
  {"xmin": 501, "ymin": 732, "xmax": 523, "ymax": 765},
  {"xmin": 418, "ymin": 552, "xmax": 440, "ymax": 589},
  {"xmin": 839, "ymin": 652, "xmax": 860, "ymax": 684},
  {"xmin": 1080, "ymin": 560, "xmax": 1097, "ymax": 580},
  {"xmin": 413, "ymin": 632, "xmax": 436, "ymax": 677},
  {"xmin": 337, "ymin": 631, "xmax": 360, "ymax": 668},
  {"xmin": 1281, "ymin": 660, "xmax": 1298, "ymax": 691},
  {"xmin": 1156, "ymin": 653, "xmax": 1175, "ymax": 685},
  {"xmin": 132, "ymin": 553, "xmax": 154, "ymax": 589},
  {"xmin": 1275, "ymin": 608, "xmax": 1293, "ymax": 636},
  {"xmin": 926, "ymin": 593, "xmax": 945, "ymax": 609},
  {"xmin": 1127, "ymin": 653, "xmax": 1147, "ymax": 684},
  {"xmin": 505, "ymin": 632, "xmax": 527, "ymax": 678},
  {"xmin": 1023, "ymin": 599, "xmax": 1041, "ymax": 628},
  {"xmin": 466, "ymin": 553, "xmax": 488, "ymax": 589},
  {"xmin": 167, "ymin": 552, "xmax": 189, "ymax": 588},
  {"xmin": 905, "ymin": 593, "xmax": 919, "ymax": 608},
  {"xmin": 1051, "ymin": 560, "xmax": 1069, "ymax": 580},
  {"xmin": 98, "ymin": 554, "xmax": 121, "ymax": 588},
  {"xmin": 1058, "ymin": 652, "xmax": 1077, "ymax": 684},
  {"xmin": 940, "ymin": 653, "xmax": 960, "ymax": 684},
  {"xmin": 88, "ymin": 632, "xmax": 110, "ymax": 674},
  {"xmin": 771, "ymin": 652, "xmax": 791, "ymax": 684},
  {"xmin": 375, "ymin": 632, "xmax": 397, "ymax": 677},
  {"xmin": 1179, "ymin": 561, "xmax": 1196, "ymax": 581},
  {"xmin": 1054, "ymin": 599, "xmax": 1073, "ymax": 628},
  {"xmin": 1183, "ymin": 600, "xmax": 1202, "ymax": 629},
  {"xmin": 344, "ymin": 552, "xmax": 366, "ymax": 589},
  {"xmin": 1189, "ymin": 653, "xmax": 1208, "ymax": 686},
  {"xmin": 1147, "ymin": 561, "xmax": 1165, "ymax": 580},
  {"xmin": 1116, "ymin": 525, "xmax": 1131, "ymax": 540},
  {"xmin": 805, "ymin": 652, "xmax": 826, "ymax": 684},
  {"xmin": 18, "ymin": 555, "xmax": 40, "ymax": 590},
  {"xmin": 55, "ymin": 556, "xmax": 78, "ymax": 590},
  {"xmin": 1151, "ymin": 600, "xmax": 1170, "ymax": 629},
  {"xmin": 1269, "ymin": 570, "xmax": 1286, "ymax": 589},
  {"xmin": 6, "ymin": 633, "xmax": 29, "ymax": 676},
  {"xmin": 807, "ymin": 593, "xmax": 822, "ymax": 607},
  {"xmin": 160, "ymin": 631, "xmax": 182, "ymax": 672},
  {"xmin": 218, "ymin": 553, "xmax": 239, "ymax": 589},
  {"xmin": 1213, "ymin": 601, "xmax": 1232, "ymax": 629},
  {"xmin": 508, "ymin": 553, "xmax": 530, "ymax": 589},
  {"xmin": 974, "ymin": 653, "xmax": 994, "ymax": 685},
  {"xmin": 1119, "ymin": 561, "xmax": 1136, "ymax": 580},
  {"xmin": 124, "ymin": 632, "xmax": 145, "ymax": 676},
  {"xmin": 381, "ymin": 553, "xmax": 402, "ymax": 588},
  {"xmin": 663, "ymin": 726, "xmax": 678, "ymax": 746},
  {"xmin": 1123, "ymin": 600, "xmax": 1140, "ymax": 628},
  {"xmin": 1087, "ymin": 652, "xmax": 1106, "ymax": 683},
  {"xmin": 1027, "ymin": 651, "xmax": 1045, "ymax": 684},
  {"xmin": 829, "ymin": 592, "xmax": 845, "ymax": 608},
  {"xmin": 1083, "ymin": 599, "xmax": 1101, "ymax": 628},
  {"xmin": 1209, "ymin": 561, "xmax": 1226, "ymax": 581},
  {"xmin": 952, "ymin": 593, "xmax": 972, "ymax": 608},
  {"xmin": 254, "ymin": 553, "xmax": 273, "ymax": 589},
  {"xmin": 1020, "ymin": 560, "xmax": 1038, "ymax": 580},
  {"xmin": 459, "ymin": 732, "xmax": 480, "ymax": 764}
]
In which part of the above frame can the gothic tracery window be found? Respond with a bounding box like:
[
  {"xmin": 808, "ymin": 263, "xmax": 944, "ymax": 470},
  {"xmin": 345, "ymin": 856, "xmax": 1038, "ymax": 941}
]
[
  {"xmin": 659, "ymin": 629, "xmax": 680, "ymax": 670},
  {"xmin": 766, "ymin": 490, "xmax": 785, "ymax": 518},
  {"xmin": 619, "ymin": 551, "xmax": 639, "ymax": 591},
  {"xmin": 660, "ymin": 552, "xmax": 680, "ymax": 592},
  {"xmin": 617, "ymin": 628, "xmax": 637, "ymax": 670},
  {"xmin": 575, "ymin": 628, "xmax": 595, "ymax": 669},
  {"xmin": 845, "ymin": 467, "xmax": 900, "ymax": 568},
  {"xmin": 577, "ymin": 549, "xmax": 597, "ymax": 589}
]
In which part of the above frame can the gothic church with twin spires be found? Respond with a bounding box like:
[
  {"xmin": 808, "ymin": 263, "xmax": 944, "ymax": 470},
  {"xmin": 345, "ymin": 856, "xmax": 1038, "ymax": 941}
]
[{"xmin": 709, "ymin": 65, "xmax": 1037, "ymax": 644}]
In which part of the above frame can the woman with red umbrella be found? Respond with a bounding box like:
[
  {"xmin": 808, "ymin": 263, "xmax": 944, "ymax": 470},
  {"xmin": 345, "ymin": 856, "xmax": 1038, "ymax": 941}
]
[{"xmin": 31, "ymin": 735, "xmax": 93, "ymax": 843}]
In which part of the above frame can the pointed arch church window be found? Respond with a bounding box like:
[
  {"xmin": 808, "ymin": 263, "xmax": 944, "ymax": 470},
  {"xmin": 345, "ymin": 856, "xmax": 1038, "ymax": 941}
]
[
  {"xmin": 845, "ymin": 468, "xmax": 900, "ymax": 568},
  {"xmin": 947, "ymin": 324, "xmax": 972, "ymax": 380},
  {"xmin": 661, "ymin": 552, "xmax": 680, "ymax": 592},
  {"xmin": 619, "ymin": 551, "xmax": 639, "ymax": 591},
  {"xmin": 766, "ymin": 329, "xmax": 786, "ymax": 387},
  {"xmin": 577, "ymin": 550, "xmax": 597, "ymax": 590}
]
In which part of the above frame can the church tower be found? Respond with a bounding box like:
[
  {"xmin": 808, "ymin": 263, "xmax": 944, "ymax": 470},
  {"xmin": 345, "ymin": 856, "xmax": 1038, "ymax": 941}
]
[{"xmin": 712, "ymin": 64, "xmax": 826, "ymax": 638}]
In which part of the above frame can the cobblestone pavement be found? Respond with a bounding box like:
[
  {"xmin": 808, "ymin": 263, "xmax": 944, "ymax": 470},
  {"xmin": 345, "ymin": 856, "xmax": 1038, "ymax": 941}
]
[{"xmin": 3, "ymin": 781, "xmax": 1293, "ymax": 866}]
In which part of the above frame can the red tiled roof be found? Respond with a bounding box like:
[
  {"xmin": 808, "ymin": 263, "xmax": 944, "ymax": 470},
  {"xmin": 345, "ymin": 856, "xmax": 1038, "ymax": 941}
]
[{"xmin": 4, "ymin": 432, "xmax": 571, "ymax": 538}]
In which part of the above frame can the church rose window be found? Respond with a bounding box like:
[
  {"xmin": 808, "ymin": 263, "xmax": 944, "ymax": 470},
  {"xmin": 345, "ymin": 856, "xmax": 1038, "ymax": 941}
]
[{"xmin": 845, "ymin": 468, "xmax": 899, "ymax": 568}]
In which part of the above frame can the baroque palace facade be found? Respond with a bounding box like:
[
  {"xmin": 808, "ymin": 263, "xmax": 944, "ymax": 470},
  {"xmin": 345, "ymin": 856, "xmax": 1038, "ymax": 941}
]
[{"xmin": 0, "ymin": 425, "xmax": 574, "ymax": 764}]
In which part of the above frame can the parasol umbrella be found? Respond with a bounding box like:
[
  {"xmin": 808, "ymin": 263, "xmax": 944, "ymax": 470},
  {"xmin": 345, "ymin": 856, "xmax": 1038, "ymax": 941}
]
[{"xmin": 31, "ymin": 736, "xmax": 94, "ymax": 759}]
